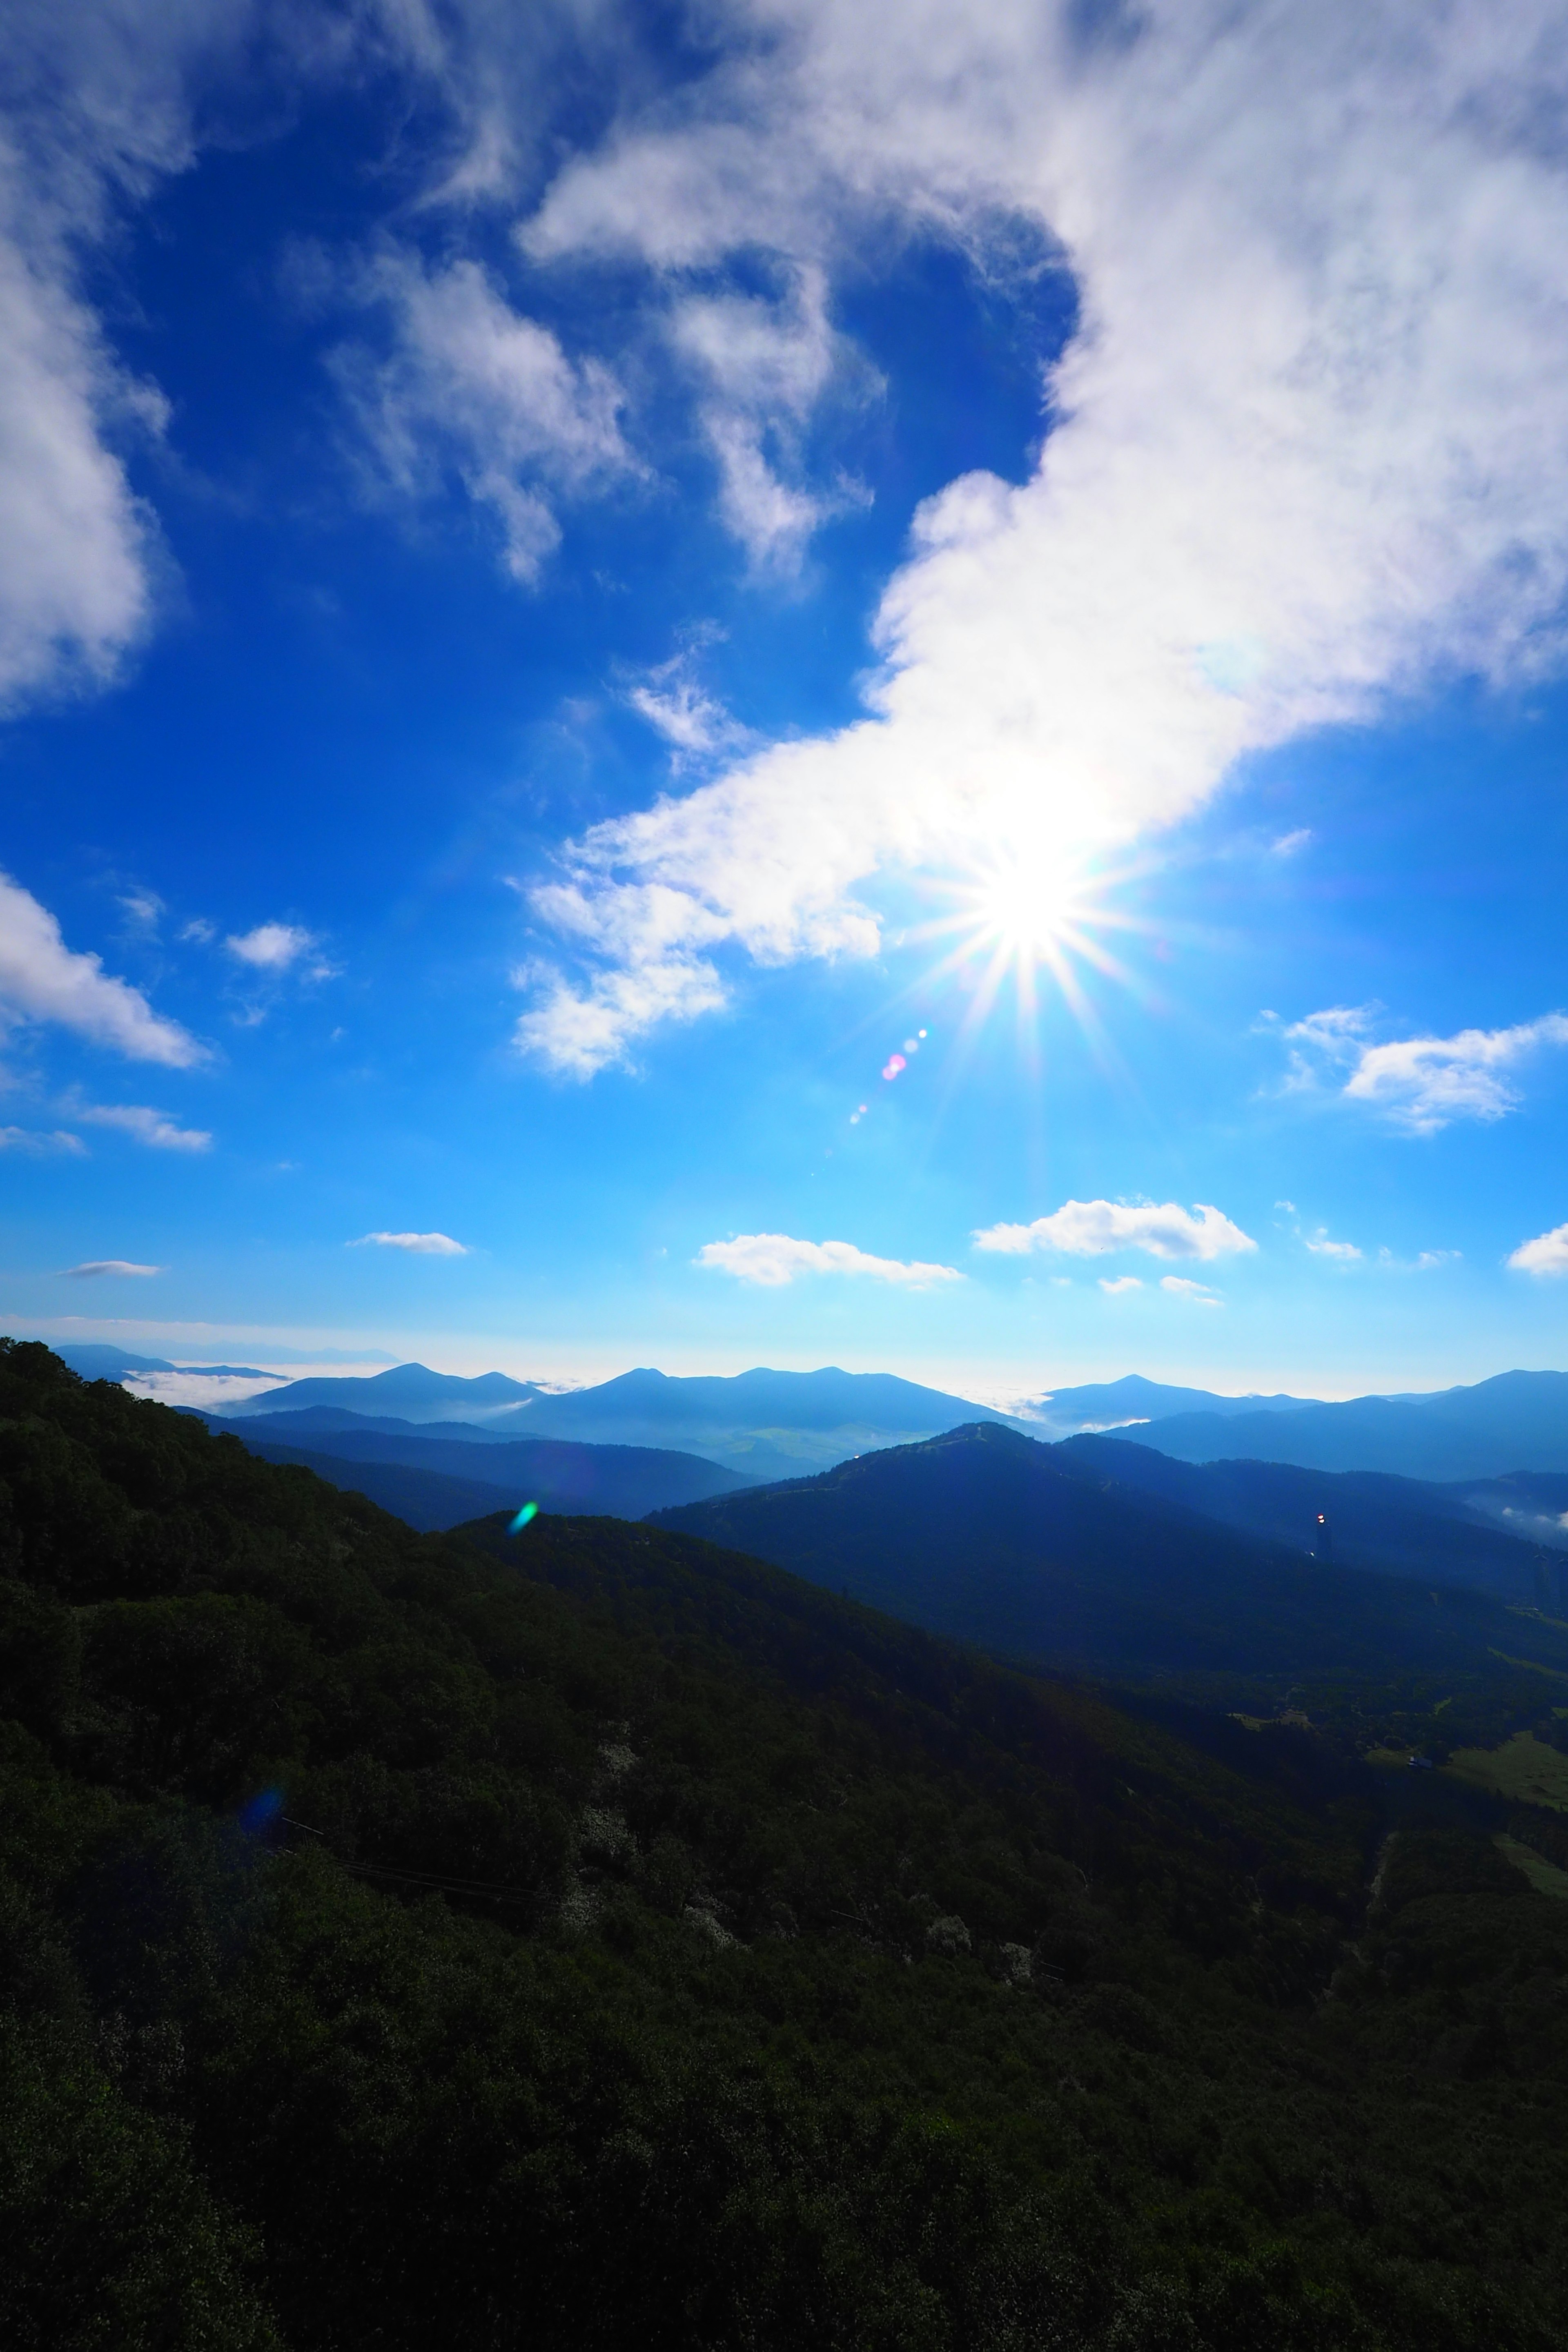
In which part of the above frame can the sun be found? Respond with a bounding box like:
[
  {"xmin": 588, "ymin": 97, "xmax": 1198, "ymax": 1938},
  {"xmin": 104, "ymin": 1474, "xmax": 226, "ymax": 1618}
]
[{"xmin": 969, "ymin": 863, "xmax": 1084, "ymax": 960}]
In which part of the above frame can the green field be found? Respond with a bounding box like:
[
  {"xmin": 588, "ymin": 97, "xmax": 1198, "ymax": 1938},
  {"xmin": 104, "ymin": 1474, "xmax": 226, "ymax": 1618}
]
[
  {"xmin": 1447, "ymin": 1730, "xmax": 1568, "ymax": 1810},
  {"xmin": 1496, "ymin": 1833, "xmax": 1568, "ymax": 1899}
]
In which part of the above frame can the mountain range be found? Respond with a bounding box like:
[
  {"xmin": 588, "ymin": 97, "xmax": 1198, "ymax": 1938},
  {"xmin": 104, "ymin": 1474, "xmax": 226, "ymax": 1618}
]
[
  {"xmin": 236, "ymin": 1429, "xmax": 754, "ymax": 1530},
  {"xmin": 1101, "ymin": 1368, "xmax": 1568, "ymax": 1481},
  {"xmin": 653, "ymin": 1420, "xmax": 1568, "ymax": 1684}
]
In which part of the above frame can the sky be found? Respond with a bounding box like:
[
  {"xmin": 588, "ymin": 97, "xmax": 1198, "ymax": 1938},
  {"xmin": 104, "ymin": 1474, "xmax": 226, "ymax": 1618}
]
[{"xmin": 3, "ymin": 0, "xmax": 1568, "ymax": 1403}]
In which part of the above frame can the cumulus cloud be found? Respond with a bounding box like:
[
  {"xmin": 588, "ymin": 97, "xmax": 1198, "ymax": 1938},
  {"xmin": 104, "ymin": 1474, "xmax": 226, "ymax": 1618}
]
[
  {"xmin": 1160, "ymin": 1275, "xmax": 1220, "ymax": 1305},
  {"xmin": 1508, "ymin": 1223, "xmax": 1568, "ymax": 1276},
  {"xmin": 1283, "ymin": 1004, "xmax": 1568, "ymax": 1133},
  {"xmin": 352, "ymin": 1230, "xmax": 468, "ymax": 1254},
  {"xmin": 695, "ymin": 1231, "xmax": 962, "ymax": 1287},
  {"xmin": 974, "ymin": 1198, "xmax": 1256, "ymax": 1262},
  {"xmin": 75, "ymin": 1102, "xmax": 211, "ymax": 1152},
  {"xmin": 509, "ymin": 0, "xmax": 1568, "ymax": 1068},
  {"xmin": 223, "ymin": 922, "xmax": 337, "ymax": 984},
  {"xmin": 334, "ymin": 251, "xmax": 635, "ymax": 584},
  {"xmin": 0, "ymin": 870, "xmax": 203, "ymax": 1065},
  {"xmin": 62, "ymin": 1259, "xmax": 163, "ymax": 1277},
  {"xmin": 1098, "ymin": 1276, "xmax": 1143, "ymax": 1296}
]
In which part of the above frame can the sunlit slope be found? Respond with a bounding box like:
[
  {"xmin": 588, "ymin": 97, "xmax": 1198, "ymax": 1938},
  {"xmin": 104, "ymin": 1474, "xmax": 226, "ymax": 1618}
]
[{"xmin": 653, "ymin": 1421, "xmax": 1568, "ymax": 1680}]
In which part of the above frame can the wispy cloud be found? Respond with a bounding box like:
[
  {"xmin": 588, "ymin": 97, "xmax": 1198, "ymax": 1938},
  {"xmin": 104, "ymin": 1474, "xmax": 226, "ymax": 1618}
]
[
  {"xmin": 696, "ymin": 1232, "xmax": 962, "ymax": 1288},
  {"xmin": 974, "ymin": 1199, "xmax": 1256, "ymax": 1263},
  {"xmin": 0, "ymin": 872, "xmax": 202, "ymax": 1066},
  {"xmin": 332, "ymin": 249, "xmax": 635, "ymax": 586},
  {"xmin": 75, "ymin": 1102, "xmax": 212, "ymax": 1152},
  {"xmin": 62, "ymin": 1260, "xmax": 163, "ymax": 1278},
  {"xmin": 1281, "ymin": 1004, "xmax": 1568, "ymax": 1134},
  {"xmin": 0, "ymin": 1125, "xmax": 84, "ymax": 1155},
  {"xmin": 1303, "ymin": 1230, "xmax": 1361, "ymax": 1262},
  {"xmin": 668, "ymin": 263, "xmax": 867, "ymax": 572},
  {"xmin": 352, "ymin": 1231, "xmax": 468, "ymax": 1255},
  {"xmin": 1160, "ymin": 1275, "xmax": 1221, "ymax": 1306},
  {"xmin": 1098, "ymin": 1276, "xmax": 1143, "ymax": 1296},
  {"xmin": 626, "ymin": 646, "xmax": 751, "ymax": 771},
  {"xmin": 1509, "ymin": 1223, "xmax": 1568, "ymax": 1277}
]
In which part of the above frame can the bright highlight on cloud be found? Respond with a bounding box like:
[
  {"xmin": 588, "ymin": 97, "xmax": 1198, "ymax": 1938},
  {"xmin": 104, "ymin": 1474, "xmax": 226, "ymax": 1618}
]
[
  {"xmin": 974, "ymin": 1199, "xmax": 1256, "ymax": 1263},
  {"xmin": 513, "ymin": 0, "xmax": 1568, "ymax": 1071},
  {"xmin": 0, "ymin": 872, "xmax": 202, "ymax": 1066},
  {"xmin": 696, "ymin": 1232, "xmax": 962, "ymax": 1288},
  {"xmin": 1508, "ymin": 1223, "xmax": 1568, "ymax": 1277},
  {"xmin": 1283, "ymin": 1006, "xmax": 1568, "ymax": 1134},
  {"xmin": 352, "ymin": 1231, "xmax": 469, "ymax": 1255},
  {"xmin": 62, "ymin": 1260, "xmax": 163, "ymax": 1278},
  {"xmin": 76, "ymin": 1103, "xmax": 212, "ymax": 1152}
]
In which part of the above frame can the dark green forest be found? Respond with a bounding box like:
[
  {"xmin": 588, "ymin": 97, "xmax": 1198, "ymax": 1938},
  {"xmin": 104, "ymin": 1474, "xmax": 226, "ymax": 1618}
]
[{"xmin": 2, "ymin": 1339, "xmax": 1567, "ymax": 2349}]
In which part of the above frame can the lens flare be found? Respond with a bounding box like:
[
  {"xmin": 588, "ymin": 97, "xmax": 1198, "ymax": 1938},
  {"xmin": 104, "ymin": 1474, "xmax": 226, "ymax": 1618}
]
[{"xmin": 509, "ymin": 1501, "xmax": 539, "ymax": 1533}]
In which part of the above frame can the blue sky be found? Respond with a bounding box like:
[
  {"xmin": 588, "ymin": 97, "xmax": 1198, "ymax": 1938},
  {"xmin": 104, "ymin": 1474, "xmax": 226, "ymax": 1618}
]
[{"xmin": 3, "ymin": 0, "xmax": 1568, "ymax": 1401}]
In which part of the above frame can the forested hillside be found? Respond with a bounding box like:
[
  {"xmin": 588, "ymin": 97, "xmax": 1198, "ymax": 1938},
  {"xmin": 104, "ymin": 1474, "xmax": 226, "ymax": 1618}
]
[{"xmin": 3, "ymin": 1341, "xmax": 1568, "ymax": 2350}]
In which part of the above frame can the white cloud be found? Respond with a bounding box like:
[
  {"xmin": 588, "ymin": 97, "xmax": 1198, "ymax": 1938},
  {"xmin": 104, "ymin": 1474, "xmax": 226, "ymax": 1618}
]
[
  {"xmin": 516, "ymin": 950, "xmax": 728, "ymax": 1079},
  {"xmin": 510, "ymin": 1, "xmax": 1568, "ymax": 1068},
  {"xmin": 1285, "ymin": 1004, "xmax": 1568, "ymax": 1133},
  {"xmin": 1098, "ymin": 1276, "xmax": 1143, "ymax": 1296},
  {"xmin": 1272, "ymin": 829, "xmax": 1313, "ymax": 856},
  {"xmin": 1304, "ymin": 1229, "xmax": 1361, "ymax": 1262},
  {"xmin": 352, "ymin": 1230, "xmax": 468, "ymax": 1255},
  {"xmin": 334, "ymin": 251, "xmax": 635, "ymax": 585},
  {"xmin": 1509, "ymin": 1223, "xmax": 1568, "ymax": 1276},
  {"xmin": 76, "ymin": 1102, "xmax": 211, "ymax": 1152},
  {"xmin": 696, "ymin": 1231, "xmax": 962, "ymax": 1287},
  {"xmin": 0, "ymin": 870, "xmax": 203, "ymax": 1065},
  {"xmin": 626, "ymin": 645, "xmax": 751, "ymax": 770},
  {"xmin": 62, "ymin": 1260, "xmax": 163, "ymax": 1278},
  {"xmin": 0, "ymin": 203, "xmax": 158, "ymax": 708},
  {"xmin": 668, "ymin": 263, "xmax": 864, "ymax": 570},
  {"xmin": 0, "ymin": 1125, "xmax": 84, "ymax": 1154},
  {"xmin": 974, "ymin": 1198, "xmax": 1256, "ymax": 1263},
  {"xmin": 225, "ymin": 922, "xmax": 323, "ymax": 974},
  {"xmin": 1160, "ymin": 1274, "xmax": 1220, "ymax": 1305}
]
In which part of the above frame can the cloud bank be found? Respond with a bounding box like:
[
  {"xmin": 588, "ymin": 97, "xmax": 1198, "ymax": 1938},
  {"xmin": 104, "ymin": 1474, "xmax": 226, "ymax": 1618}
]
[
  {"xmin": 696, "ymin": 1231, "xmax": 962, "ymax": 1287},
  {"xmin": 974, "ymin": 1198, "xmax": 1256, "ymax": 1263}
]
